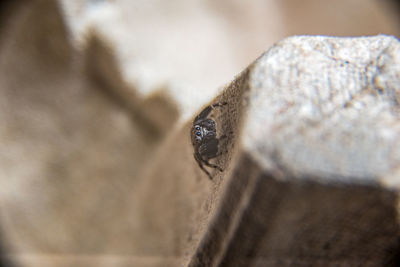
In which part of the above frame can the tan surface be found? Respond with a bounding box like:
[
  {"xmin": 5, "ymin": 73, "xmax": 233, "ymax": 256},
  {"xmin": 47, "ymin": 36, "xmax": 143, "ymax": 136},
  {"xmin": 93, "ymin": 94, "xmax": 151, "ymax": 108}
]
[{"xmin": 0, "ymin": 1, "xmax": 400, "ymax": 266}]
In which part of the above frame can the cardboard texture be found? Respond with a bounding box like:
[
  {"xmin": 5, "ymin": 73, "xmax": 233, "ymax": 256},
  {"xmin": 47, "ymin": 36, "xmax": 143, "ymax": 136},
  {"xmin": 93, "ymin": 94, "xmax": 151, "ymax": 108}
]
[{"xmin": 0, "ymin": 1, "xmax": 399, "ymax": 266}]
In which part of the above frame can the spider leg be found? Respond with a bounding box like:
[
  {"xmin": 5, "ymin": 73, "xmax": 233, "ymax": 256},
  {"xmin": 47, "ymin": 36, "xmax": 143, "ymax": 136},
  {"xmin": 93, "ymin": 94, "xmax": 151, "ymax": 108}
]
[
  {"xmin": 219, "ymin": 131, "xmax": 234, "ymax": 140},
  {"xmin": 216, "ymin": 149, "xmax": 228, "ymax": 157},
  {"xmin": 210, "ymin": 102, "xmax": 227, "ymax": 110},
  {"xmin": 194, "ymin": 153, "xmax": 213, "ymax": 179},
  {"xmin": 216, "ymin": 131, "xmax": 233, "ymax": 156},
  {"xmin": 198, "ymin": 161, "xmax": 213, "ymax": 180},
  {"xmin": 194, "ymin": 102, "xmax": 227, "ymax": 122},
  {"xmin": 201, "ymin": 158, "xmax": 223, "ymax": 172}
]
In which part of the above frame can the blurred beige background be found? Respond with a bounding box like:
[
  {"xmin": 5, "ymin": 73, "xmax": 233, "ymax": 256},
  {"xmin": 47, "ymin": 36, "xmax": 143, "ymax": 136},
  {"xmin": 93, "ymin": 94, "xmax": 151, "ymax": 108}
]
[
  {"xmin": 0, "ymin": 0, "xmax": 399, "ymax": 266},
  {"xmin": 59, "ymin": 0, "xmax": 400, "ymax": 118}
]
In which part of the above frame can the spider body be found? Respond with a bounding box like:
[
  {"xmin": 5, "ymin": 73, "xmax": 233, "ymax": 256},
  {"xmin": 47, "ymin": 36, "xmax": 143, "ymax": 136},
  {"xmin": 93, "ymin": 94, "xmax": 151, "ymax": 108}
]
[{"xmin": 191, "ymin": 102, "xmax": 227, "ymax": 179}]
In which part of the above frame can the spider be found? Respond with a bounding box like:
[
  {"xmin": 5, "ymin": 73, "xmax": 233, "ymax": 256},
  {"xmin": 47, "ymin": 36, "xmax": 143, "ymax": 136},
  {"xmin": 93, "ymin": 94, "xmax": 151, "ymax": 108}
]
[{"xmin": 191, "ymin": 102, "xmax": 228, "ymax": 179}]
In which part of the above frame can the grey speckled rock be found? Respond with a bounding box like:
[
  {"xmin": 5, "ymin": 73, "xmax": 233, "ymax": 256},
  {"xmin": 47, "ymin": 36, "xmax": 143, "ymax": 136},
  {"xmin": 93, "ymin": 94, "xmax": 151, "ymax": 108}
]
[
  {"xmin": 187, "ymin": 35, "xmax": 400, "ymax": 266},
  {"xmin": 245, "ymin": 35, "xmax": 400, "ymax": 183}
]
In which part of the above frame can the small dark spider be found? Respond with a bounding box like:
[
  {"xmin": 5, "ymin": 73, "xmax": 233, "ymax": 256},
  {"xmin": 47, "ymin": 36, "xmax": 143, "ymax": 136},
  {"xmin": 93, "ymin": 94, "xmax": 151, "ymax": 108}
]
[{"xmin": 191, "ymin": 102, "xmax": 228, "ymax": 179}]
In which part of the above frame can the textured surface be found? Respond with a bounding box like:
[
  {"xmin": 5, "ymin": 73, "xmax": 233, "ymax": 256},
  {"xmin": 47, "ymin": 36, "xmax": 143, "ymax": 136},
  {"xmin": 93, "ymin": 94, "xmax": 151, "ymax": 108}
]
[
  {"xmin": 186, "ymin": 36, "xmax": 400, "ymax": 267},
  {"xmin": 0, "ymin": 1, "xmax": 400, "ymax": 267},
  {"xmin": 245, "ymin": 36, "xmax": 400, "ymax": 182}
]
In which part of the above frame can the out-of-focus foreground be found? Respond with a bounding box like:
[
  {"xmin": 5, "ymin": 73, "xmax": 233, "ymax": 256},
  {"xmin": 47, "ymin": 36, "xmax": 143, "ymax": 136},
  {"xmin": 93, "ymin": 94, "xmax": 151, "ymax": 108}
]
[{"xmin": 0, "ymin": 0, "xmax": 400, "ymax": 266}]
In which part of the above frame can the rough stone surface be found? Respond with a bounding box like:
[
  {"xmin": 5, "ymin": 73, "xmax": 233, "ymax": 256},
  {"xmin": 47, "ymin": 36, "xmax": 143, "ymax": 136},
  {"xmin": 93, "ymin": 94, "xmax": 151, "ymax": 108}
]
[
  {"xmin": 186, "ymin": 35, "xmax": 400, "ymax": 266},
  {"xmin": 1, "ymin": 1, "xmax": 400, "ymax": 267},
  {"xmin": 245, "ymin": 36, "xmax": 400, "ymax": 182}
]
